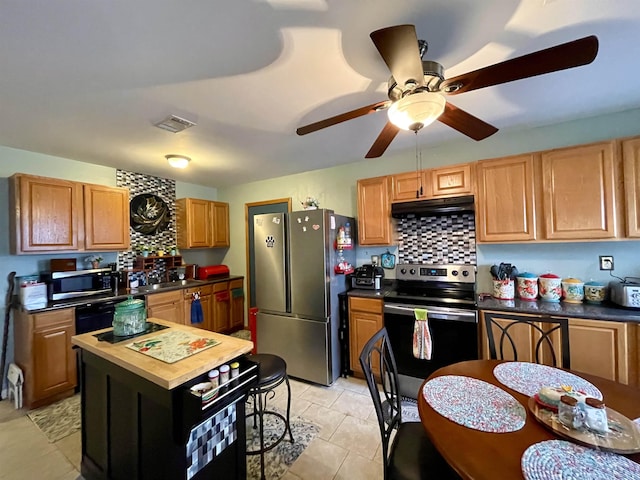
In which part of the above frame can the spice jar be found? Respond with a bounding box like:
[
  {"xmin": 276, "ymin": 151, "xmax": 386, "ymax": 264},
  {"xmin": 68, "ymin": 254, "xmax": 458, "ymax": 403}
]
[
  {"xmin": 558, "ymin": 395, "xmax": 584, "ymax": 429},
  {"xmin": 584, "ymin": 398, "xmax": 609, "ymax": 433},
  {"xmin": 230, "ymin": 362, "xmax": 240, "ymax": 379},
  {"xmin": 219, "ymin": 364, "xmax": 230, "ymax": 385}
]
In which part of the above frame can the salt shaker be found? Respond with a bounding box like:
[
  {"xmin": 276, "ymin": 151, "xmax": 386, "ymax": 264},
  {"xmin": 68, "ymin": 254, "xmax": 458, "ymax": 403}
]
[
  {"xmin": 219, "ymin": 364, "xmax": 230, "ymax": 385},
  {"xmin": 584, "ymin": 398, "xmax": 609, "ymax": 433},
  {"xmin": 558, "ymin": 395, "xmax": 584, "ymax": 429}
]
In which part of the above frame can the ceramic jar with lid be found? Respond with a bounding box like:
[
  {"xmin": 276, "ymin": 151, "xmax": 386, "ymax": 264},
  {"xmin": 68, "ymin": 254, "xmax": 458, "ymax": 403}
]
[
  {"xmin": 584, "ymin": 281, "xmax": 606, "ymax": 304},
  {"xmin": 539, "ymin": 273, "xmax": 562, "ymax": 302},
  {"xmin": 516, "ymin": 272, "xmax": 539, "ymax": 301},
  {"xmin": 562, "ymin": 277, "xmax": 584, "ymax": 303}
]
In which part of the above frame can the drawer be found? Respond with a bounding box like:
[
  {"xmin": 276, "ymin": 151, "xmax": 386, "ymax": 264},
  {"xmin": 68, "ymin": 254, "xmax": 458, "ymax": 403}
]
[
  {"xmin": 212, "ymin": 281, "xmax": 229, "ymax": 293},
  {"xmin": 349, "ymin": 297, "xmax": 383, "ymax": 314},
  {"xmin": 33, "ymin": 308, "xmax": 75, "ymax": 331},
  {"xmin": 184, "ymin": 284, "xmax": 213, "ymax": 298},
  {"xmin": 229, "ymin": 279, "xmax": 243, "ymax": 290},
  {"xmin": 146, "ymin": 290, "xmax": 183, "ymax": 307}
]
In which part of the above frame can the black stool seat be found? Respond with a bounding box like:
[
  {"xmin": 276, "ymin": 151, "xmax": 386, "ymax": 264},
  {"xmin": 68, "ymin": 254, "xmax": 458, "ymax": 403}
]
[
  {"xmin": 248, "ymin": 353, "xmax": 287, "ymax": 386},
  {"xmin": 245, "ymin": 353, "xmax": 294, "ymax": 480}
]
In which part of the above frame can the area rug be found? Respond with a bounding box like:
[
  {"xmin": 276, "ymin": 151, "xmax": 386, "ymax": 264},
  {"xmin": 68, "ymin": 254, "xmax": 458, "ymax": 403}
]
[
  {"xmin": 27, "ymin": 394, "xmax": 81, "ymax": 443},
  {"xmin": 230, "ymin": 329, "xmax": 252, "ymax": 341},
  {"xmin": 246, "ymin": 409, "xmax": 320, "ymax": 480}
]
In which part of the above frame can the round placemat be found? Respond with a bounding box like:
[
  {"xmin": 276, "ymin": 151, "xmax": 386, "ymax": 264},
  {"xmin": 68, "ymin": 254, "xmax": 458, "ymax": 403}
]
[
  {"xmin": 522, "ymin": 439, "xmax": 640, "ymax": 480},
  {"xmin": 494, "ymin": 362, "xmax": 603, "ymax": 399},
  {"xmin": 422, "ymin": 375, "xmax": 526, "ymax": 433}
]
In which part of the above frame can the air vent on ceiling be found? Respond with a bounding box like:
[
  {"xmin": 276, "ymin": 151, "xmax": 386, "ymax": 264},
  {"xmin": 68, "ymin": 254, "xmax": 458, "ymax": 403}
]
[{"xmin": 154, "ymin": 115, "xmax": 197, "ymax": 133}]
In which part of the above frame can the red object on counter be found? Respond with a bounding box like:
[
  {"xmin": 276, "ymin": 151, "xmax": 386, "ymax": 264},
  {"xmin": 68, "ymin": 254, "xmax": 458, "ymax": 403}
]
[
  {"xmin": 249, "ymin": 307, "xmax": 258, "ymax": 354},
  {"xmin": 197, "ymin": 264, "xmax": 230, "ymax": 280}
]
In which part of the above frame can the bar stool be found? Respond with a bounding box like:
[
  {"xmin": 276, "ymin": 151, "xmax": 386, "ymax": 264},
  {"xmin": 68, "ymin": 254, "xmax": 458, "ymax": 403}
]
[{"xmin": 246, "ymin": 353, "xmax": 294, "ymax": 480}]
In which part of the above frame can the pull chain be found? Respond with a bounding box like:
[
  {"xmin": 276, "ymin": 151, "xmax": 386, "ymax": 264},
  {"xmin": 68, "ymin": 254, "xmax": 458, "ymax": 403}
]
[{"xmin": 415, "ymin": 130, "xmax": 423, "ymax": 197}]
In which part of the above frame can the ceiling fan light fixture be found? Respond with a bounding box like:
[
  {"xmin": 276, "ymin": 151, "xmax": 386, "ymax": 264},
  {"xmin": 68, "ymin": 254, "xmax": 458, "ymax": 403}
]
[
  {"xmin": 387, "ymin": 91, "xmax": 446, "ymax": 131},
  {"xmin": 166, "ymin": 154, "xmax": 191, "ymax": 168}
]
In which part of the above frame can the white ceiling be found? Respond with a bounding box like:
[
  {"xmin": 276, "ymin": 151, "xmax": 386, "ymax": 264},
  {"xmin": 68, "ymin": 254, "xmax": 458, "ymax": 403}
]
[{"xmin": 2, "ymin": 0, "xmax": 640, "ymax": 188}]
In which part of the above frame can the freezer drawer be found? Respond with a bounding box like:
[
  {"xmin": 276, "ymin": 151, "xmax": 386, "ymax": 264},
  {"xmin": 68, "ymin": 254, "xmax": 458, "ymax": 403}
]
[{"xmin": 256, "ymin": 312, "xmax": 334, "ymax": 386}]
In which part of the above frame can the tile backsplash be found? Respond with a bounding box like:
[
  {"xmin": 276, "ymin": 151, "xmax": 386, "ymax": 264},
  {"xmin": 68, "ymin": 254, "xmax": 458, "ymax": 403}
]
[{"xmin": 396, "ymin": 213, "xmax": 476, "ymax": 265}]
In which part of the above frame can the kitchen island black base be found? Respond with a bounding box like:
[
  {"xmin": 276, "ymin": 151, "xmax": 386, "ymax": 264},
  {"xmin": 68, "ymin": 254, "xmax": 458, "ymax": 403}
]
[{"xmin": 79, "ymin": 350, "xmax": 257, "ymax": 480}]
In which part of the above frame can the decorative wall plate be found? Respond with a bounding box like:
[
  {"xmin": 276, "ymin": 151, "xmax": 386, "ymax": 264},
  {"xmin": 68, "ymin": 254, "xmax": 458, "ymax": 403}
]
[{"xmin": 130, "ymin": 193, "xmax": 171, "ymax": 235}]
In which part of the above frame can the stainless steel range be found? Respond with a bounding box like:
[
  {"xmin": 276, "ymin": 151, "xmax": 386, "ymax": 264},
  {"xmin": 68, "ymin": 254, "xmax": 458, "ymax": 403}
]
[{"xmin": 384, "ymin": 263, "xmax": 479, "ymax": 398}]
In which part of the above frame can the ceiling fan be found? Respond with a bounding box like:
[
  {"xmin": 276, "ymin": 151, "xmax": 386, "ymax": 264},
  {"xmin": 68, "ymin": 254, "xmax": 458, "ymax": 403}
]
[{"xmin": 296, "ymin": 25, "xmax": 599, "ymax": 158}]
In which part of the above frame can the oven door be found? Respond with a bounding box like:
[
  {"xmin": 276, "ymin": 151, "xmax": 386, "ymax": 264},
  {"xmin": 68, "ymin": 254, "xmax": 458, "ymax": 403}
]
[{"xmin": 383, "ymin": 303, "xmax": 479, "ymax": 388}]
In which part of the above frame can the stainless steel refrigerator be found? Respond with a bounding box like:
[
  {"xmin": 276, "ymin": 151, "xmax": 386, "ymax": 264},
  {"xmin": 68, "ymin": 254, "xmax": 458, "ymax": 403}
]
[{"xmin": 253, "ymin": 209, "xmax": 355, "ymax": 386}]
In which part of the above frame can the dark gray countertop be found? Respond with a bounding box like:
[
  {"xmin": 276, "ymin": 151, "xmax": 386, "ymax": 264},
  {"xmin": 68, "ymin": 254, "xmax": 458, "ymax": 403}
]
[
  {"xmin": 478, "ymin": 296, "xmax": 640, "ymax": 323},
  {"xmin": 19, "ymin": 275, "xmax": 244, "ymax": 313},
  {"xmin": 345, "ymin": 287, "xmax": 640, "ymax": 323}
]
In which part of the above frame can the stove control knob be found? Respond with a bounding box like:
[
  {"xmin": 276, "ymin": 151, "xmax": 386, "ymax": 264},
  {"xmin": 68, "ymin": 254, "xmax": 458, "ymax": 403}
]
[
  {"xmin": 410, "ymin": 268, "xmax": 416, "ymax": 275},
  {"xmin": 451, "ymin": 270, "xmax": 458, "ymax": 277},
  {"xmin": 400, "ymin": 268, "xmax": 407, "ymax": 275},
  {"xmin": 462, "ymin": 270, "xmax": 470, "ymax": 277}
]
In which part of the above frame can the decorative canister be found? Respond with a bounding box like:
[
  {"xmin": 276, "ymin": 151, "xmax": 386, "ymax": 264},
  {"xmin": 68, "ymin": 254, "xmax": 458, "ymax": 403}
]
[
  {"xmin": 562, "ymin": 277, "xmax": 584, "ymax": 303},
  {"xmin": 492, "ymin": 279, "xmax": 515, "ymax": 300},
  {"xmin": 539, "ymin": 273, "xmax": 562, "ymax": 302},
  {"xmin": 516, "ymin": 272, "xmax": 539, "ymax": 301},
  {"xmin": 584, "ymin": 281, "xmax": 606, "ymax": 304},
  {"xmin": 113, "ymin": 295, "xmax": 147, "ymax": 336}
]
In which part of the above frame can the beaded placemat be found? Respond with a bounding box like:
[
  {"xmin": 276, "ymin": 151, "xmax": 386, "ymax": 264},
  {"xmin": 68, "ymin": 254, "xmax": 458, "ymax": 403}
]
[
  {"xmin": 494, "ymin": 362, "xmax": 602, "ymax": 399},
  {"xmin": 521, "ymin": 439, "xmax": 640, "ymax": 480},
  {"xmin": 422, "ymin": 375, "xmax": 526, "ymax": 433}
]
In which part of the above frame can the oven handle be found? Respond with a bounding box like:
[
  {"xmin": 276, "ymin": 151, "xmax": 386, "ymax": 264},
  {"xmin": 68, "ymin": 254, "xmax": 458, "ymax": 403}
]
[{"xmin": 384, "ymin": 303, "xmax": 478, "ymax": 324}]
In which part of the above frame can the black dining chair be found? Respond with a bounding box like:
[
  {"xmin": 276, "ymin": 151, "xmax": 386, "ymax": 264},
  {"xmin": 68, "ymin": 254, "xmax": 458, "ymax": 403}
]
[
  {"xmin": 483, "ymin": 311, "xmax": 571, "ymax": 368},
  {"xmin": 359, "ymin": 327, "xmax": 460, "ymax": 480}
]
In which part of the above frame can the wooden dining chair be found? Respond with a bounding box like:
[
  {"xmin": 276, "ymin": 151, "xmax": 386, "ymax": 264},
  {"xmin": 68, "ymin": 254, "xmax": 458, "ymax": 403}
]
[
  {"xmin": 359, "ymin": 327, "xmax": 460, "ymax": 480},
  {"xmin": 483, "ymin": 311, "xmax": 571, "ymax": 368}
]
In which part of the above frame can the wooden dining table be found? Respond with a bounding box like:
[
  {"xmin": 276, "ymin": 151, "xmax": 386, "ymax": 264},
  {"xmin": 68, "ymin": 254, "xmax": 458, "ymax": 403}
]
[{"xmin": 417, "ymin": 360, "xmax": 640, "ymax": 480}]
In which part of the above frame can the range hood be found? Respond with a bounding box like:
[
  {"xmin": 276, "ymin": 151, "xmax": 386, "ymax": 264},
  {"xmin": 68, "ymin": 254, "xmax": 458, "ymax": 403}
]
[{"xmin": 391, "ymin": 195, "xmax": 475, "ymax": 218}]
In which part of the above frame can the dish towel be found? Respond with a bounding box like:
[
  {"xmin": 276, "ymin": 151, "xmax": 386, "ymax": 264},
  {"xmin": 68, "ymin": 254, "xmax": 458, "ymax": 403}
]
[
  {"xmin": 191, "ymin": 293, "xmax": 204, "ymax": 324},
  {"xmin": 413, "ymin": 308, "xmax": 432, "ymax": 360}
]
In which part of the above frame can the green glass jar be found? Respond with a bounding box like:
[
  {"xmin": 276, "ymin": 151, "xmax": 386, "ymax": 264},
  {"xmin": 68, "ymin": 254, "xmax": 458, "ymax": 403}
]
[{"xmin": 113, "ymin": 295, "xmax": 147, "ymax": 336}]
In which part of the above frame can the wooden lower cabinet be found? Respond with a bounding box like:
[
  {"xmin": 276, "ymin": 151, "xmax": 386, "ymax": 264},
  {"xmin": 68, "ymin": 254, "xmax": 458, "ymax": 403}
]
[
  {"xmin": 212, "ymin": 282, "xmax": 231, "ymax": 332},
  {"xmin": 183, "ymin": 284, "xmax": 213, "ymax": 329},
  {"xmin": 229, "ymin": 279, "xmax": 245, "ymax": 330},
  {"xmin": 349, "ymin": 297, "xmax": 383, "ymax": 377},
  {"xmin": 14, "ymin": 307, "xmax": 77, "ymax": 409},
  {"xmin": 147, "ymin": 290, "xmax": 184, "ymax": 324},
  {"xmin": 480, "ymin": 311, "xmax": 564, "ymax": 366},
  {"xmin": 568, "ymin": 318, "xmax": 633, "ymax": 385}
]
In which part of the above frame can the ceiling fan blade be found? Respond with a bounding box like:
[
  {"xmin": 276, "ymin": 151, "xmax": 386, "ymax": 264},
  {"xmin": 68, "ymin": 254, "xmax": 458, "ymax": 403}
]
[
  {"xmin": 441, "ymin": 35, "xmax": 599, "ymax": 95},
  {"xmin": 370, "ymin": 25, "xmax": 425, "ymax": 89},
  {"xmin": 438, "ymin": 102, "xmax": 498, "ymax": 141},
  {"xmin": 365, "ymin": 122, "xmax": 400, "ymax": 158},
  {"xmin": 296, "ymin": 101, "xmax": 389, "ymax": 136}
]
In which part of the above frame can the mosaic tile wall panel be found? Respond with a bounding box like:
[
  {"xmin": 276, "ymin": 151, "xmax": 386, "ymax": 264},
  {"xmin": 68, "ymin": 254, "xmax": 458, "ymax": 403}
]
[
  {"xmin": 397, "ymin": 213, "xmax": 476, "ymax": 265},
  {"xmin": 186, "ymin": 403, "xmax": 237, "ymax": 480},
  {"xmin": 116, "ymin": 170, "xmax": 177, "ymax": 283}
]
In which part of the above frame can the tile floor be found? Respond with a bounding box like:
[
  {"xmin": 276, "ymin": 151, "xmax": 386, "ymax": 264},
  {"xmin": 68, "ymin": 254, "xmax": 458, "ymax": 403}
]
[{"xmin": 0, "ymin": 375, "xmax": 384, "ymax": 480}]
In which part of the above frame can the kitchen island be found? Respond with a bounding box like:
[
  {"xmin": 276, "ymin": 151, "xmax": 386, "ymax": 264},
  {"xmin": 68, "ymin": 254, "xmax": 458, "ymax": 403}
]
[{"xmin": 72, "ymin": 319, "xmax": 255, "ymax": 480}]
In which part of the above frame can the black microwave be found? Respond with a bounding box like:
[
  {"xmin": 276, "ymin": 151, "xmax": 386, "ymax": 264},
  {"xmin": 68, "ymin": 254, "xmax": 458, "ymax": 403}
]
[{"xmin": 40, "ymin": 268, "xmax": 114, "ymax": 301}]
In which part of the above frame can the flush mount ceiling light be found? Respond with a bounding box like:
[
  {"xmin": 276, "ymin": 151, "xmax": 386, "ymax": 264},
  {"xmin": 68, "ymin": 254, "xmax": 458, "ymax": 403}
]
[
  {"xmin": 387, "ymin": 91, "xmax": 446, "ymax": 132},
  {"xmin": 166, "ymin": 154, "xmax": 191, "ymax": 168}
]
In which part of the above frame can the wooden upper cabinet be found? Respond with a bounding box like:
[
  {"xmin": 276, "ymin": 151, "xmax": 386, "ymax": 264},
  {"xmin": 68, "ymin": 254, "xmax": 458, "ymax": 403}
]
[
  {"xmin": 176, "ymin": 198, "xmax": 230, "ymax": 249},
  {"xmin": 541, "ymin": 141, "xmax": 620, "ymax": 240},
  {"xmin": 476, "ymin": 154, "xmax": 538, "ymax": 242},
  {"xmin": 391, "ymin": 171, "xmax": 429, "ymax": 202},
  {"xmin": 357, "ymin": 176, "xmax": 393, "ymax": 245},
  {"xmin": 84, "ymin": 184, "xmax": 130, "ymax": 250},
  {"xmin": 211, "ymin": 201, "xmax": 230, "ymax": 247},
  {"xmin": 430, "ymin": 163, "xmax": 474, "ymax": 197},
  {"xmin": 10, "ymin": 174, "xmax": 82, "ymax": 253},
  {"xmin": 622, "ymin": 136, "xmax": 640, "ymax": 238}
]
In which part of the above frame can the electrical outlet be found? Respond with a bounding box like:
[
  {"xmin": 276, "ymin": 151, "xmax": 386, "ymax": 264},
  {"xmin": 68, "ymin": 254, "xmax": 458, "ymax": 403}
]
[{"xmin": 599, "ymin": 255, "xmax": 614, "ymax": 271}]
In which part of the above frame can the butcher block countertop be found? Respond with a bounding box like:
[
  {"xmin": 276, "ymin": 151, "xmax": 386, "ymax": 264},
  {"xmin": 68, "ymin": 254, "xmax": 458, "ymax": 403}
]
[{"xmin": 71, "ymin": 318, "xmax": 253, "ymax": 390}]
